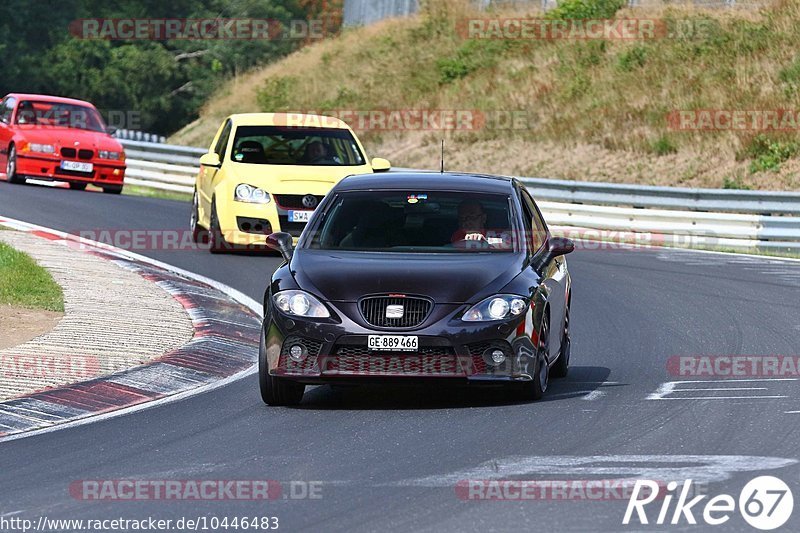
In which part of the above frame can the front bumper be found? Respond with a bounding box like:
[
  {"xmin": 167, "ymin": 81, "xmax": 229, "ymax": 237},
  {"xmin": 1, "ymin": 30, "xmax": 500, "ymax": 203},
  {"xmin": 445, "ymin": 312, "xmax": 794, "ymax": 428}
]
[
  {"xmin": 216, "ymin": 200, "xmax": 308, "ymax": 247},
  {"xmin": 264, "ymin": 303, "xmax": 537, "ymax": 385},
  {"xmin": 17, "ymin": 154, "xmax": 125, "ymax": 185}
]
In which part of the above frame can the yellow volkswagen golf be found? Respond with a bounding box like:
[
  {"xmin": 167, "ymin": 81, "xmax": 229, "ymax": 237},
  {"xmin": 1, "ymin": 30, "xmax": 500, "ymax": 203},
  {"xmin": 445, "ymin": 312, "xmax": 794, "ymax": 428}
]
[{"xmin": 191, "ymin": 113, "xmax": 391, "ymax": 253}]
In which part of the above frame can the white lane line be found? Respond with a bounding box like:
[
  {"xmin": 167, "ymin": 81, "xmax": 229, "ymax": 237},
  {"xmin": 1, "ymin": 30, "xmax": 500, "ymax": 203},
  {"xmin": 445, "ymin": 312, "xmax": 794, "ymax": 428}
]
[
  {"xmin": 394, "ymin": 455, "xmax": 799, "ymax": 486},
  {"xmin": 647, "ymin": 378, "xmax": 796, "ymax": 400},
  {"xmin": 785, "ymin": 411, "xmax": 800, "ymax": 414},
  {"xmin": 671, "ymin": 379, "xmax": 798, "ymax": 383},
  {"xmin": 582, "ymin": 390, "xmax": 606, "ymax": 401},
  {"xmin": 651, "ymin": 396, "xmax": 787, "ymax": 400},
  {"xmin": 672, "ymin": 387, "xmax": 769, "ymax": 392}
]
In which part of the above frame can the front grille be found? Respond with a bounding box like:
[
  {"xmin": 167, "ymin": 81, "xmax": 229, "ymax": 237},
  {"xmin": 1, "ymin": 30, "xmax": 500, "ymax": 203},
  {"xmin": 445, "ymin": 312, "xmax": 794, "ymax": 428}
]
[
  {"xmin": 322, "ymin": 351, "xmax": 460, "ymax": 376},
  {"xmin": 277, "ymin": 216, "xmax": 307, "ymax": 237},
  {"xmin": 61, "ymin": 148, "xmax": 77, "ymax": 158},
  {"xmin": 274, "ymin": 194, "xmax": 324, "ymax": 209},
  {"xmin": 78, "ymin": 149, "xmax": 93, "ymax": 160},
  {"xmin": 278, "ymin": 336, "xmax": 323, "ymax": 372},
  {"xmin": 334, "ymin": 345, "xmax": 453, "ymax": 357},
  {"xmin": 466, "ymin": 342, "xmax": 492, "ymax": 374},
  {"xmin": 359, "ymin": 296, "xmax": 432, "ymax": 329}
]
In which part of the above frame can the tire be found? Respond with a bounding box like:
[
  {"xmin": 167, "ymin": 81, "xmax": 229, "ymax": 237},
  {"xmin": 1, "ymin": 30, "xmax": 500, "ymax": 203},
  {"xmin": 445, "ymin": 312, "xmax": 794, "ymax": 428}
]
[
  {"xmin": 516, "ymin": 316, "xmax": 549, "ymax": 401},
  {"xmin": 102, "ymin": 186, "xmax": 123, "ymax": 195},
  {"xmin": 552, "ymin": 304, "xmax": 570, "ymax": 379},
  {"xmin": 6, "ymin": 145, "xmax": 25, "ymax": 184},
  {"xmin": 208, "ymin": 198, "xmax": 229, "ymax": 254},
  {"xmin": 190, "ymin": 190, "xmax": 207, "ymax": 244},
  {"xmin": 259, "ymin": 322, "xmax": 305, "ymax": 406},
  {"xmin": 69, "ymin": 182, "xmax": 87, "ymax": 191}
]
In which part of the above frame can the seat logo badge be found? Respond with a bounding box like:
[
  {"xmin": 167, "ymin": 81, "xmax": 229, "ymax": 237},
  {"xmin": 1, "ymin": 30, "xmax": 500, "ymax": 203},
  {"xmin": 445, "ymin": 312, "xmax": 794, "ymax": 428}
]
[
  {"xmin": 386, "ymin": 305, "xmax": 404, "ymax": 319},
  {"xmin": 302, "ymin": 194, "xmax": 318, "ymax": 209}
]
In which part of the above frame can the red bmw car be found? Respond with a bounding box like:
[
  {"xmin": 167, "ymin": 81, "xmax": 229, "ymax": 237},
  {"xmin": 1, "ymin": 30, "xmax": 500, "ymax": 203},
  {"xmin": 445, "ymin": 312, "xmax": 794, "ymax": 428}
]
[{"xmin": 0, "ymin": 93, "xmax": 126, "ymax": 193}]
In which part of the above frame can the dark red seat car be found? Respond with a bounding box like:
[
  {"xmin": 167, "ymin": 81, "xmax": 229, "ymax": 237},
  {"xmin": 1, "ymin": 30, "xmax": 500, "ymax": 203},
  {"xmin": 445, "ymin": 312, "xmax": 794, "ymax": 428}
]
[{"xmin": 0, "ymin": 93, "xmax": 126, "ymax": 193}]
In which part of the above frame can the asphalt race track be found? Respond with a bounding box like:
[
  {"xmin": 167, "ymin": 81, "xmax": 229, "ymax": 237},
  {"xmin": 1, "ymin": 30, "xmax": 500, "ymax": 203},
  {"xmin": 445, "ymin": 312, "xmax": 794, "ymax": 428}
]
[{"xmin": 1, "ymin": 180, "xmax": 799, "ymax": 532}]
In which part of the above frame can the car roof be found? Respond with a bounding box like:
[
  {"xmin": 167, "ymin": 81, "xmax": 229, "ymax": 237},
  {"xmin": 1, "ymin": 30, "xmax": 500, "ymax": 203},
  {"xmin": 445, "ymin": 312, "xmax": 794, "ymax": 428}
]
[
  {"xmin": 228, "ymin": 113, "xmax": 350, "ymax": 129},
  {"xmin": 5, "ymin": 93, "xmax": 98, "ymax": 108},
  {"xmin": 334, "ymin": 171, "xmax": 516, "ymax": 194}
]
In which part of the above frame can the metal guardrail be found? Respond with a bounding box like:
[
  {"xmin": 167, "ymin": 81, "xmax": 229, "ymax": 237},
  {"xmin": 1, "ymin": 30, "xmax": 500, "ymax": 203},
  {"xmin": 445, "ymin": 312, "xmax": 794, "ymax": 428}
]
[
  {"xmin": 119, "ymin": 140, "xmax": 800, "ymax": 254},
  {"xmin": 520, "ymin": 177, "xmax": 800, "ymax": 216}
]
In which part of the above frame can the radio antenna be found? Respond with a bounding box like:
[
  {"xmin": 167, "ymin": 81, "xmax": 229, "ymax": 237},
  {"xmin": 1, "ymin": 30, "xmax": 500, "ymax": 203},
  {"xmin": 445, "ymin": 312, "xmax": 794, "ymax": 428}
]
[{"xmin": 440, "ymin": 139, "xmax": 445, "ymax": 173}]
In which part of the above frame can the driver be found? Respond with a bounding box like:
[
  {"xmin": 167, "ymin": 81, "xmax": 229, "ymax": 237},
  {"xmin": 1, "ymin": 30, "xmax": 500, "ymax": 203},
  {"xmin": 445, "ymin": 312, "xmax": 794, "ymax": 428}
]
[
  {"xmin": 451, "ymin": 200, "xmax": 510, "ymax": 249},
  {"xmin": 452, "ymin": 199, "xmax": 488, "ymax": 243},
  {"xmin": 302, "ymin": 141, "xmax": 334, "ymax": 164}
]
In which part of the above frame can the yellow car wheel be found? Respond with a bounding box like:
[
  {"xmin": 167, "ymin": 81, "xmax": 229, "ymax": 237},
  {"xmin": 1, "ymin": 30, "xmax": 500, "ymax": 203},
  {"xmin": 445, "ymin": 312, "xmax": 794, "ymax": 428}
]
[{"xmin": 208, "ymin": 199, "xmax": 230, "ymax": 254}]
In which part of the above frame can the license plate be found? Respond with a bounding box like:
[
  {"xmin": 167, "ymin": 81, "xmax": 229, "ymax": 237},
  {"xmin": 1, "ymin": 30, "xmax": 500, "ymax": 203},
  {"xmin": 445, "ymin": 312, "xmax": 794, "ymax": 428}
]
[
  {"xmin": 288, "ymin": 210, "xmax": 313, "ymax": 223},
  {"xmin": 61, "ymin": 160, "xmax": 93, "ymax": 173},
  {"xmin": 367, "ymin": 335, "xmax": 418, "ymax": 352}
]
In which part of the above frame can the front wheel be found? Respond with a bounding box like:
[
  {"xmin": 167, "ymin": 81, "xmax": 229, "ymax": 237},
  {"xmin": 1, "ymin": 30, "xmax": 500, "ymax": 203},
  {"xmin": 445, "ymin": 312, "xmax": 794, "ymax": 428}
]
[
  {"xmin": 552, "ymin": 304, "xmax": 570, "ymax": 378},
  {"xmin": 102, "ymin": 186, "xmax": 123, "ymax": 195},
  {"xmin": 516, "ymin": 317, "xmax": 549, "ymax": 401},
  {"xmin": 208, "ymin": 199, "xmax": 230, "ymax": 254},
  {"xmin": 6, "ymin": 146, "xmax": 25, "ymax": 184},
  {"xmin": 190, "ymin": 190, "xmax": 207, "ymax": 243},
  {"xmin": 69, "ymin": 182, "xmax": 87, "ymax": 191},
  {"xmin": 259, "ymin": 323, "xmax": 305, "ymax": 406}
]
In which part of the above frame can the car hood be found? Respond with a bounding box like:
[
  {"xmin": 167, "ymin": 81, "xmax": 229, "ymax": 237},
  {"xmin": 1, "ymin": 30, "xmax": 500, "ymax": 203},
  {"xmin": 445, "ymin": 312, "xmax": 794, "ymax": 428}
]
[
  {"xmin": 229, "ymin": 162, "xmax": 373, "ymax": 190},
  {"xmin": 17, "ymin": 127, "xmax": 122, "ymax": 151},
  {"xmin": 293, "ymin": 250, "xmax": 527, "ymax": 304}
]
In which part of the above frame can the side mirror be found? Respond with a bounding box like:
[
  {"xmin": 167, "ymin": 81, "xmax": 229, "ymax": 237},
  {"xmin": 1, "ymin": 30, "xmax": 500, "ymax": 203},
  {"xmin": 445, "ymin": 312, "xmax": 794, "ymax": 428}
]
[
  {"xmin": 199, "ymin": 152, "xmax": 221, "ymax": 168},
  {"xmin": 548, "ymin": 236, "xmax": 575, "ymax": 257},
  {"xmin": 534, "ymin": 237, "xmax": 574, "ymax": 272},
  {"xmin": 371, "ymin": 157, "xmax": 391, "ymax": 172},
  {"xmin": 266, "ymin": 232, "xmax": 294, "ymax": 261},
  {"xmin": 106, "ymin": 126, "xmax": 118, "ymax": 136}
]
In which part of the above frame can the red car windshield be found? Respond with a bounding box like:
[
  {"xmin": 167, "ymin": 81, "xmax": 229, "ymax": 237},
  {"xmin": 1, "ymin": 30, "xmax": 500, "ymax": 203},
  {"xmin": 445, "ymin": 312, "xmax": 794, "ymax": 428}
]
[{"xmin": 15, "ymin": 101, "xmax": 107, "ymax": 133}]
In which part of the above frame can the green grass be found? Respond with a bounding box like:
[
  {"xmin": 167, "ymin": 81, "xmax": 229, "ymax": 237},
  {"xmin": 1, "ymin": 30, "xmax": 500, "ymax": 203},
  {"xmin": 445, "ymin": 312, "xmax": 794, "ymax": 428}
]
[
  {"xmin": 0, "ymin": 241, "xmax": 64, "ymax": 312},
  {"xmin": 122, "ymin": 185, "xmax": 191, "ymax": 203}
]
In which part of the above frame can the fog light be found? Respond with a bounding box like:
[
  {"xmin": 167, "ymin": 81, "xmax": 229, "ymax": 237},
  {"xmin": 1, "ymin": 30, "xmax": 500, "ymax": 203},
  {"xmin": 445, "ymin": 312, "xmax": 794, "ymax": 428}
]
[
  {"xmin": 483, "ymin": 347, "xmax": 508, "ymax": 367},
  {"xmin": 289, "ymin": 344, "xmax": 306, "ymax": 362}
]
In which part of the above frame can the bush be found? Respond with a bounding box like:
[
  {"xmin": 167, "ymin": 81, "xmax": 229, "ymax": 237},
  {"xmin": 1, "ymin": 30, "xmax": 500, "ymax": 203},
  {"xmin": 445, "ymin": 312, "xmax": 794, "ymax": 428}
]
[
  {"xmin": 546, "ymin": 0, "xmax": 625, "ymax": 20},
  {"xmin": 437, "ymin": 40, "xmax": 508, "ymax": 84},
  {"xmin": 744, "ymin": 134, "xmax": 799, "ymax": 173},
  {"xmin": 651, "ymin": 135, "xmax": 677, "ymax": 156},
  {"xmin": 256, "ymin": 77, "xmax": 298, "ymax": 112},
  {"xmin": 618, "ymin": 46, "xmax": 648, "ymax": 71}
]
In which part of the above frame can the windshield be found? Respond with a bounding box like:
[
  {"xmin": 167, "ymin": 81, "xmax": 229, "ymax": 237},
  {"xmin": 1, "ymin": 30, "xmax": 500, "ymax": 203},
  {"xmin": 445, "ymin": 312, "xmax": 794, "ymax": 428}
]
[
  {"xmin": 230, "ymin": 126, "xmax": 365, "ymax": 166},
  {"xmin": 306, "ymin": 191, "xmax": 516, "ymax": 253},
  {"xmin": 15, "ymin": 101, "xmax": 107, "ymax": 132}
]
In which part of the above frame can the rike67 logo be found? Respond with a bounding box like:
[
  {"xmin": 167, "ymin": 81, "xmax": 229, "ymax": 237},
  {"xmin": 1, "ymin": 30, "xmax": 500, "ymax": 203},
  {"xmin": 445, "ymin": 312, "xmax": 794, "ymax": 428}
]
[{"xmin": 624, "ymin": 476, "xmax": 794, "ymax": 530}]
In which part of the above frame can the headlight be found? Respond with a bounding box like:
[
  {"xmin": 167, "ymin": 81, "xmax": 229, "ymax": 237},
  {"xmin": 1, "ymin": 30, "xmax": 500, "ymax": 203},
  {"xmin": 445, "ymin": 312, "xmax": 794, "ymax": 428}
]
[
  {"xmin": 273, "ymin": 290, "xmax": 329, "ymax": 318},
  {"xmin": 99, "ymin": 150, "xmax": 124, "ymax": 160},
  {"xmin": 462, "ymin": 294, "xmax": 528, "ymax": 322},
  {"xmin": 234, "ymin": 183, "xmax": 271, "ymax": 204},
  {"xmin": 25, "ymin": 143, "xmax": 55, "ymax": 154}
]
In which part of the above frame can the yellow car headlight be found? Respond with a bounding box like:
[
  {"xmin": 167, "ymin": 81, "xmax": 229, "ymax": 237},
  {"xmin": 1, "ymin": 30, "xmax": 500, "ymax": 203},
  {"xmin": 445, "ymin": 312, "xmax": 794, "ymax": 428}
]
[{"xmin": 234, "ymin": 183, "xmax": 271, "ymax": 204}]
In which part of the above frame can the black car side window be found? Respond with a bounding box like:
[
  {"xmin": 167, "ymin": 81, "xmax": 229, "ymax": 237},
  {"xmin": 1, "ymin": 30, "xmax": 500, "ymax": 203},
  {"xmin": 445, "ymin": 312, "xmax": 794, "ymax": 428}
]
[{"xmin": 520, "ymin": 188, "xmax": 547, "ymax": 253}]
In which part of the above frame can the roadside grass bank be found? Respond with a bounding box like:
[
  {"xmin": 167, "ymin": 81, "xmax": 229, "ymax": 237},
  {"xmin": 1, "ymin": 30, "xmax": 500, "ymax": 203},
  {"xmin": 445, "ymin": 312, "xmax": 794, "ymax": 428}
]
[
  {"xmin": 0, "ymin": 240, "xmax": 64, "ymax": 312},
  {"xmin": 171, "ymin": 0, "xmax": 797, "ymax": 191}
]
